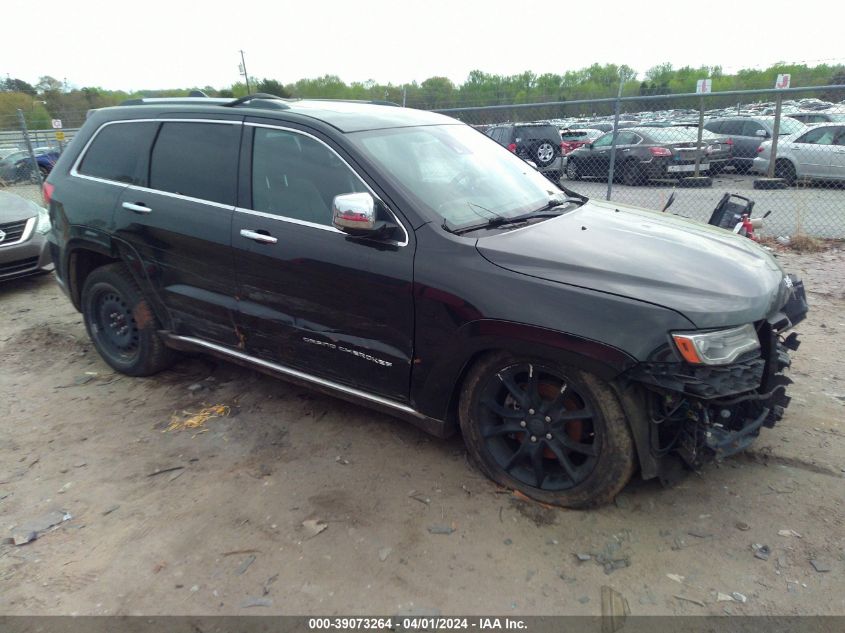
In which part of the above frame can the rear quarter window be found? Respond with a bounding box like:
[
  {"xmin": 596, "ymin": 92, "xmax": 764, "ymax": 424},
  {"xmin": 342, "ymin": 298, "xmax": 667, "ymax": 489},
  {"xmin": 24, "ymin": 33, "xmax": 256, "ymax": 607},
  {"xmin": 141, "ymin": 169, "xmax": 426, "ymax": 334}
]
[{"xmin": 77, "ymin": 121, "xmax": 159, "ymax": 185}]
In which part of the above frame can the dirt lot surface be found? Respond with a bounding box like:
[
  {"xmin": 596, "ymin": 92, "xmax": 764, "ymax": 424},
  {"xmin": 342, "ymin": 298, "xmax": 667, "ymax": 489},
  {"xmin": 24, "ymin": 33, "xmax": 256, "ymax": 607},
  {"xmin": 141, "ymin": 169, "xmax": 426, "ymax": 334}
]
[{"xmin": 1, "ymin": 247, "xmax": 843, "ymax": 617}]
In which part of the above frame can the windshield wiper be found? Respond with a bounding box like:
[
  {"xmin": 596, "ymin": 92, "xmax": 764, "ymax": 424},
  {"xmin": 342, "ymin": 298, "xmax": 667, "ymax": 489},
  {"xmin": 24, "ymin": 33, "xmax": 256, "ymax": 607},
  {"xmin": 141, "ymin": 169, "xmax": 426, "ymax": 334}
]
[{"xmin": 444, "ymin": 199, "xmax": 580, "ymax": 236}]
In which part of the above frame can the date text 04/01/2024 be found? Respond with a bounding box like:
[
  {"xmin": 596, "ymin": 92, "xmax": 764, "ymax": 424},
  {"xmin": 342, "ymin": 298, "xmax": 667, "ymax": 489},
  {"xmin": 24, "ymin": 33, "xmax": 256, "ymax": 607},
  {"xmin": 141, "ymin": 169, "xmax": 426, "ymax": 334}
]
[{"xmin": 306, "ymin": 618, "xmax": 527, "ymax": 630}]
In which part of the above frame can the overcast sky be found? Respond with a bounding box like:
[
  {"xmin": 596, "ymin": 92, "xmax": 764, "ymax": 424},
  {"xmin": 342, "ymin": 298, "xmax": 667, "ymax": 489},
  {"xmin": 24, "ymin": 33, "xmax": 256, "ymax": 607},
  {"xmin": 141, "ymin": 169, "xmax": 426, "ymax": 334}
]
[{"xmin": 5, "ymin": 0, "xmax": 842, "ymax": 91}]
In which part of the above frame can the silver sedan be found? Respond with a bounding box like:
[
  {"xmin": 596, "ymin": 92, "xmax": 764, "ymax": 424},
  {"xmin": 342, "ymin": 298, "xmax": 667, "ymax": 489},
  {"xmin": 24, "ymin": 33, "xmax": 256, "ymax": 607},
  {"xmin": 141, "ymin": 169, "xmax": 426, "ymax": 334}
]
[{"xmin": 0, "ymin": 191, "xmax": 53, "ymax": 282}]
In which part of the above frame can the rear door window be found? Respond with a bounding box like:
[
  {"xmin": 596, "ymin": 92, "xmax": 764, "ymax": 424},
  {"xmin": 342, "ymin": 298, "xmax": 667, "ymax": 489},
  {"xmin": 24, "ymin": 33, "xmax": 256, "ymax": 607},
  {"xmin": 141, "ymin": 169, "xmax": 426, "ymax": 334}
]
[
  {"xmin": 719, "ymin": 120, "xmax": 745, "ymax": 136},
  {"xmin": 149, "ymin": 122, "xmax": 240, "ymax": 205},
  {"xmin": 78, "ymin": 121, "xmax": 158, "ymax": 185},
  {"xmin": 741, "ymin": 121, "xmax": 766, "ymax": 137},
  {"xmin": 704, "ymin": 121, "xmax": 722, "ymax": 134}
]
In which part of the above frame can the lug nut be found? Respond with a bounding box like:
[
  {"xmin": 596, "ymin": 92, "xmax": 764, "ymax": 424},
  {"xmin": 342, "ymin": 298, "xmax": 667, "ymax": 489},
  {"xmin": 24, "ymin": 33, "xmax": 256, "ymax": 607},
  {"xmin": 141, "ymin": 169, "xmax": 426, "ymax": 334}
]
[
  {"xmin": 544, "ymin": 416, "xmax": 551, "ymax": 422},
  {"xmin": 545, "ymin": 433, "xmax": 552, "ymax": 440},
  {"xmin": 528, "ymin": 408, "xmax": 535, "ymax": 415},
  {"xmin": 530, "ymin": 435, "xmax": 537, "ymax": 442},
  {"xmin": 520, "ymin": 420, "xmax": 527, "ymax": 427}
]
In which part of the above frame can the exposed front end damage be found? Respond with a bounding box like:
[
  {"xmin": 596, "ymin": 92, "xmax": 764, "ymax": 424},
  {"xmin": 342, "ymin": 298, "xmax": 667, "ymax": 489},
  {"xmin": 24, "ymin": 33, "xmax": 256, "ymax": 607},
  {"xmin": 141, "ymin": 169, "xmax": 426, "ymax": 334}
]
[{"xmin": 625, "ymin": 274, "xmax": 808, "ymax": 471}]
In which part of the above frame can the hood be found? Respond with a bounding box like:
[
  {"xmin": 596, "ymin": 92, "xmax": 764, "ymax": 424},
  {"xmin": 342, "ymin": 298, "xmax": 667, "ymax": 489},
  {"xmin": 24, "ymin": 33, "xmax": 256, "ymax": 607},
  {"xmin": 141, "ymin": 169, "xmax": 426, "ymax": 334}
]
[
  {"xmin": 0, "ymin": 191, "xmax": 41, "ymax": 224},
  {"xmin": 476, "ymin": 198, "xmax": 786, "ymax": 329}
]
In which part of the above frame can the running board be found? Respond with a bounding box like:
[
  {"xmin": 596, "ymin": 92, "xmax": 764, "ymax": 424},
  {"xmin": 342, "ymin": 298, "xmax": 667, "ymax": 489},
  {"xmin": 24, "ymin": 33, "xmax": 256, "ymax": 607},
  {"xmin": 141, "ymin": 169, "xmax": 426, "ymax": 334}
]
[{"xmin": 161, "ymin": 333, "xmax": 453, "ymax": 438}]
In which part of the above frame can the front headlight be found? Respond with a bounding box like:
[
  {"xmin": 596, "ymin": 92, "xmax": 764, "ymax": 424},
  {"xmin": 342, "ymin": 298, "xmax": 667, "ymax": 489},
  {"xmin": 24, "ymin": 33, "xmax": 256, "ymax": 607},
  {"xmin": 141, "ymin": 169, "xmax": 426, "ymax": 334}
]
[
  {"xmin": 672, "ymin": 324, "xmax": 760, "ymax": 365},
  {"xmin": 35, "ymin": 208, "xmax": 51, "ymax": 234}
]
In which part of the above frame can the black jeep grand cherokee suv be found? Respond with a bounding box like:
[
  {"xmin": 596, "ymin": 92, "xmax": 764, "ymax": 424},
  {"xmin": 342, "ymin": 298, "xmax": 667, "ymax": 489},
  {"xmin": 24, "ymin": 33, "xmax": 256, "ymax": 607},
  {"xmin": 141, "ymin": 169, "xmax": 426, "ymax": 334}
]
[{"xmin": 44, "ymin": 95, "xmax": 807, "ymax": 508}]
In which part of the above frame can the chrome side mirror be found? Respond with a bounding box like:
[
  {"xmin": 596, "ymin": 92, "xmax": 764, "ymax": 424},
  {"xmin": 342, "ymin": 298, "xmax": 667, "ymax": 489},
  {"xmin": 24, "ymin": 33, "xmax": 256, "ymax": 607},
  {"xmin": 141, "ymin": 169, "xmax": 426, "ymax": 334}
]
[
  {"xmin": 332, "ymin": 192, "xmax": 397, "ymax": 239},
  {"xmin": 332, "ymin": 192, "xmax": 377, "ymax": 234}
]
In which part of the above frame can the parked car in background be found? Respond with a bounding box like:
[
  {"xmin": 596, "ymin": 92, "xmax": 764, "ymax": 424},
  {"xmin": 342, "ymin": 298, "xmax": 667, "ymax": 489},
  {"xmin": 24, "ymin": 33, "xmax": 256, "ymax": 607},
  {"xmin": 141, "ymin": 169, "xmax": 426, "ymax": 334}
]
[
  {"xmin": 564, "ymin": 127, "xmax": 732, "ymax": 185},
  {"xmin": 0, "ymin": 191, "xmax": 53, "ymax": 281},
  {"xmin": 753, "ymin": 123, "xmax": 845, "ymax": 186},
  {"xmin": 559, "ymin": 128, "xmax": 603, "ymax": 154},
  {"xmin": 787, "ymin": 111, "xmax": 845, "ymax": 125},
  {"xmin": 703, "ymin": 116, "xmax": 806, "ymax": 173},
  {"xmin": 485, "ymin": 122, "xmax": 563, "ymax": 179},
  {"xmin": 0, "ymin": 147, "xmax": 60, "ymax": 184}
]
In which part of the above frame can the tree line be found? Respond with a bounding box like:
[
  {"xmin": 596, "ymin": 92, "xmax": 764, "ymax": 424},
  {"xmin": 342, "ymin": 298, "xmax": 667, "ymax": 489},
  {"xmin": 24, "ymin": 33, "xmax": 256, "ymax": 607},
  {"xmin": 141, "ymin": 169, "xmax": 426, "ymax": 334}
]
[{"xmin": 2, "ymin": 62, "xmax": 844, "ymax": 130}]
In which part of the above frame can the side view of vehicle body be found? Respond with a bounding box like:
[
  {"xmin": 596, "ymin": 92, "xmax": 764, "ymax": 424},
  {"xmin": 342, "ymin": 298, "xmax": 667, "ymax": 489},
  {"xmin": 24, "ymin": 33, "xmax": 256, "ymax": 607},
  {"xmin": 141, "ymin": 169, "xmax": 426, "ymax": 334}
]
[
  {"xmin": 564, "ymin": 127, "xmax": 732, "ymax": 185},
  {"xmin": 704, "ymin": 116, "xmax": 807, "ymax": 173},
  {"xmin": 45, "ymin": 96, "xmax": 807, "ymax": 508},
  {"xmin": 753, "ymin": 123, "xmax": 845, "ymax": 185}
]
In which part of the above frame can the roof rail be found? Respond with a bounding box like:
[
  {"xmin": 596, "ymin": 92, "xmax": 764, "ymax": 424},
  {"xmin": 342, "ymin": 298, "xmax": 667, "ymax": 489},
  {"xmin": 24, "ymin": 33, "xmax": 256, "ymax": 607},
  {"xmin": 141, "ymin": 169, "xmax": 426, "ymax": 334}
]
[
  {"xmin": 224, "ymin": 93, "xmax": 291, "ymax": 110},
  {"xmin": 119, "ymin": 97, "xmax": 230, "ymax": 106}
]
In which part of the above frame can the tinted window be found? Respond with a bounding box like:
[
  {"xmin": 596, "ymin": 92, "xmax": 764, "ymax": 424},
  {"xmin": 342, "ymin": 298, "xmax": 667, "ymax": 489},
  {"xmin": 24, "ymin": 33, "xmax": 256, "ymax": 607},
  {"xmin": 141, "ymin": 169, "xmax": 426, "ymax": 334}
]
[
  {"xmin": 704, "ymin": 121, "xmax": 722, "ymax": 134},
  {"xmin": 251, "ymin": 128, "xmax": 366, "ymax": 226},
  {"xmin": 561, "ymin": 131, "xmax": 589, "ymax": 141},
  {"xmin": 835, "ymin": 128, "xmax": 845, "ymax": 146},
  {"xmin": 149, "ymin": 122, "xmax": 240, "ymax": 205},
  {"xmin": 719, "ymin": 120, "xmax": 745, "ymax": 135},
  {"xmin": 616, "ymin": 131, "xmax": 640, "ymax": 145},
  {"xmin": 516, "ymin": 125, "xmax": 558, "ymax": 141},
  {"xmin": 741, "ymin": 121, "xmax": 766, "ymax": 136},
  {"xmin": 592, "ymin": 133, "xmax": 614, "ymax": 148},
  {"xmin": 79, "ymin": 122, "xmax": 158, "ymax": 185}
]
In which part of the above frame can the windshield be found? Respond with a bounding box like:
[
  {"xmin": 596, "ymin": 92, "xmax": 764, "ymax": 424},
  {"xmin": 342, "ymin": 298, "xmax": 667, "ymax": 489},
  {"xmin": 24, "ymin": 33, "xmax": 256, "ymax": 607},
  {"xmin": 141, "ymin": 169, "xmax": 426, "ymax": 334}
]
[
  {"xmin": 776, "ymin": 117, "xmax": 806, "ymax": 135},
  {"xmin": 349, "ymin": 124, "xmax": 565, "ymax": 230}
]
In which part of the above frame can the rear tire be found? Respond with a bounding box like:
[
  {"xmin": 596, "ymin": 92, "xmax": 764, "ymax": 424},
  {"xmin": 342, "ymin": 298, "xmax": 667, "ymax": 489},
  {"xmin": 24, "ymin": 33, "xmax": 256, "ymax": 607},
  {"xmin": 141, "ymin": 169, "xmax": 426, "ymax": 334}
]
[
  {"xmin": 81, "ymin": 263, "xmax": 175, "ymax": 376},
  {"xmin": 621, "ymin": 161, "xmax": 645, "ymax": 186},
  {"xmin": 565, "ymin": 160, "xmax": 582, "ymax": 181},
  {"xmin": 458, "ymin": 352, "xmax": 636, "ymax": 508}
]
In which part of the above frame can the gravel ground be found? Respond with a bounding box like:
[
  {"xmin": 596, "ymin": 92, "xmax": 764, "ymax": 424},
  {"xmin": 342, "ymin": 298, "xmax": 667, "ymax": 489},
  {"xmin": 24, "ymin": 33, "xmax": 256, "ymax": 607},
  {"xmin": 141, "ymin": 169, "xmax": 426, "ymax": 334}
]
[{"xmin": 0, "ymin": 246, "xmax": 843, "ymax": 617}]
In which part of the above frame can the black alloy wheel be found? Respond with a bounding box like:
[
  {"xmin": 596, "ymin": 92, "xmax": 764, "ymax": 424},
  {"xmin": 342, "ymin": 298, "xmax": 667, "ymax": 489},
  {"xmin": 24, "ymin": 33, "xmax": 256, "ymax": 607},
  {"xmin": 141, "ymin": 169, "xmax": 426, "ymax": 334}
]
[{"xmin": 459, "ymin": 353, "xmax": 636, "ymax": 508}]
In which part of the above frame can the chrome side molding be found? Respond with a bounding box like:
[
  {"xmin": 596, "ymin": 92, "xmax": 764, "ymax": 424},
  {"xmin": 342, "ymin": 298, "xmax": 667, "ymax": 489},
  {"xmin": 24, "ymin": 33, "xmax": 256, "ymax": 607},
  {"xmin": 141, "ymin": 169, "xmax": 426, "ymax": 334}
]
[{"xmin": 164, "ymin": 334, "xmax": 422, "ymax": 418}]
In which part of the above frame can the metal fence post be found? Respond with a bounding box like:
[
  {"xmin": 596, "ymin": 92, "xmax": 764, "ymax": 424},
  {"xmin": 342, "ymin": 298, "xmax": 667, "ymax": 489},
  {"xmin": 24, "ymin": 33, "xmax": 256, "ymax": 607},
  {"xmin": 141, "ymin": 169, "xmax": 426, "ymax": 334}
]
[
  {"xmin": 766, "ymin": 93, "xmax": 783, "ymax": 179},
  {"xmin": 605, "ymin": 79, "xmax": 624, "ymax": 201},
  {"xmin": 16, "ymin": 108, "xmax": 44, "ymax": 188},
  {"xmin": 693, "ymin": 95, "xmax": 705, "ymax": 177}
]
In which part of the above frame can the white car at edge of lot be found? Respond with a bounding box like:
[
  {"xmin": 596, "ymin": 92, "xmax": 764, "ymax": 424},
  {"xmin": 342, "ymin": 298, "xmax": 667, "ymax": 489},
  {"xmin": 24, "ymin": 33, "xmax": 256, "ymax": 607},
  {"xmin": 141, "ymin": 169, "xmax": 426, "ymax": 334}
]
[{"xmin": 753, "ymin": 123, "xmax": 845, "ymax": 186}]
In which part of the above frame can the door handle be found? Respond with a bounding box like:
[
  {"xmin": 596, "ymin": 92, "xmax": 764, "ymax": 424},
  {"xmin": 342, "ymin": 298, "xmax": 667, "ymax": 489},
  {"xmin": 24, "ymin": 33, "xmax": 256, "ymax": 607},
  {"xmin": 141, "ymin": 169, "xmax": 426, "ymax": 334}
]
[
  {"xmin": 240, "ymin": 229, "xmax": 278, "ymax": 244},
  {"xmin": 122, "ymin": 201, "xmax": 152, "ymax": 214}
]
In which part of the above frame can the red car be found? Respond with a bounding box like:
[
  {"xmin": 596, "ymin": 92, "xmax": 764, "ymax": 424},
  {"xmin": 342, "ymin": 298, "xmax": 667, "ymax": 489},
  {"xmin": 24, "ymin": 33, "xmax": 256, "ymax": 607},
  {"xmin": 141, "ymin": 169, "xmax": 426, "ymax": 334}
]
[{"xmin": 559, "ymin": 128, "xmax": 604, "ymax": 155}]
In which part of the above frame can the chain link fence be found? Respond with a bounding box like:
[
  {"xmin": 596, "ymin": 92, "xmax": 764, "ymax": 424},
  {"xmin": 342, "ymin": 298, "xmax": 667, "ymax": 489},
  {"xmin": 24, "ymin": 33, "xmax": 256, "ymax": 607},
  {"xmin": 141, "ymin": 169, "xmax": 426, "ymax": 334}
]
[
  {"xmin": 436, "ymin": 85, "xmax": 845, "ymax": 240},
  {"xmin": 0, "ymin": 109, "xmax": 84, "ymax": 208},
  {"xmin": 3, "ymin": 89, "xmax": 845, "ymax": 239}
]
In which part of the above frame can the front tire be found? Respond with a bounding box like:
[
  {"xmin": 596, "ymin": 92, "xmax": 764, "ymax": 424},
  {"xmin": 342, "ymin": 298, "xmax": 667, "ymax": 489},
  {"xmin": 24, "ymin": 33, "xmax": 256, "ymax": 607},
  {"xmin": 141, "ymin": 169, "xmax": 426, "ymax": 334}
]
[
  {"xmin": 81, "ymin": 263, "xmax": 175, "ymax": 376},
  {"xmin": 458, "ymin": 352, "xmax": 636, "ymax": 508},
  {"xmin": 565, "ymin": 159, "xmax": 582, "ymax": 181},
  {"xmin": 774, "ymin": 159, "xmax": 797, "ymax": 186}
]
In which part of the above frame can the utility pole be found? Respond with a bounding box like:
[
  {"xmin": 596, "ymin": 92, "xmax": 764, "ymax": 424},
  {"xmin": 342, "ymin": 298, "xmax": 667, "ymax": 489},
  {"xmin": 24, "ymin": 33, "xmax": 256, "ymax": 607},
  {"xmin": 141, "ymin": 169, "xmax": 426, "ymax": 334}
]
[
  {"xmin": 239, "ymin": 50, "xmax": 251, "ymax": 94},
  {"xmin": 402, "ymin": 85, "xmax": 407, "ymax": 107}
]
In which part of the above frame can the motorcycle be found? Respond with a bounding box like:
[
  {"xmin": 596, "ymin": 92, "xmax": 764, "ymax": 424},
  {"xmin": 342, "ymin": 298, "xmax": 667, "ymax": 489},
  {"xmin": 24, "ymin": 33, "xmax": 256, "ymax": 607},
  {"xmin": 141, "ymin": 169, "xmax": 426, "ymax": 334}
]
[{"xmin": 662, "ymin": 192, "xmax": 771, "ymax": 241}]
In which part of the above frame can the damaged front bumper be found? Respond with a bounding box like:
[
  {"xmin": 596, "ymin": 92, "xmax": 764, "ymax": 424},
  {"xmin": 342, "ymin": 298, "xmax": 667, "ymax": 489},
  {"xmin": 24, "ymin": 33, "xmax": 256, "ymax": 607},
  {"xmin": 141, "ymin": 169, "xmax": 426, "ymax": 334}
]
[{"xmin": 627, "ymin": 274, "xmax": 808, "ymax": 465}]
